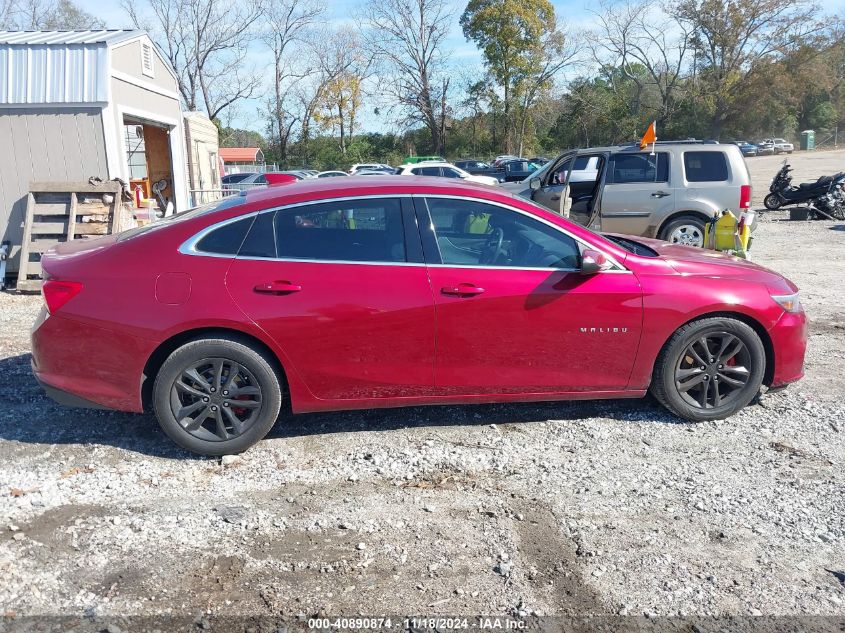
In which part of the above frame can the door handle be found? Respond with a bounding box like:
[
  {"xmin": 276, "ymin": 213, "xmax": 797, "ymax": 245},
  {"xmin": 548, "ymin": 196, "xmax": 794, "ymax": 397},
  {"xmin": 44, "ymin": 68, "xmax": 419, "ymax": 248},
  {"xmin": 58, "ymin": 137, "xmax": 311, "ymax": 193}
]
[
  {"xmin": 254, "ymin": 280, "xmax": 302, "ymax": 294},
  {"xmin": 651, "ymin": 191, "xmax": 671, "ymax": 198},
  {"xmin": 550, "ymin": 195, "xmax": 561, "ymax": 201},
  {"xmin": 441, "ymin": 284, "xmax": 485, "ymax": 297}
]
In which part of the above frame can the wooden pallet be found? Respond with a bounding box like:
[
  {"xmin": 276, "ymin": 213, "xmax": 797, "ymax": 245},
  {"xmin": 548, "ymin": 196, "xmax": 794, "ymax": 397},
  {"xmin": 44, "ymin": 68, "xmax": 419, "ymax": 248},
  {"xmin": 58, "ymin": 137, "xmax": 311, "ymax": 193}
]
[{"xmin": 17, "ymin": 181, "xmax": 123, "ymax": 292}]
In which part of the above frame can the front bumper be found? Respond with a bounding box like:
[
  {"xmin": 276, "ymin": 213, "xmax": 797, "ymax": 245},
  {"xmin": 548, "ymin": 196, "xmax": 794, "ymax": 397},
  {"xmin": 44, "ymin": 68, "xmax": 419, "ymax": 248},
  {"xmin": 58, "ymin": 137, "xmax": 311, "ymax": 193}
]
[
  {"xmin": 768, "ymin": 310, "xmax": 807, "ymax": 388},
  {"xmin": 31, "ymin": 309, "xmax": 152, "ymax": 413}
]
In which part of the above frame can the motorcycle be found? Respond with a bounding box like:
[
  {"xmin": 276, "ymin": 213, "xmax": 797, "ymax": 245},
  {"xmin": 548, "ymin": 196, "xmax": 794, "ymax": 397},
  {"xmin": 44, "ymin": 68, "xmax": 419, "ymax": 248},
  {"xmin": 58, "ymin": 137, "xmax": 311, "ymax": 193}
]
[{"xmin": 764, "ymin": 161, "xmax": 845, "ymax": 219}]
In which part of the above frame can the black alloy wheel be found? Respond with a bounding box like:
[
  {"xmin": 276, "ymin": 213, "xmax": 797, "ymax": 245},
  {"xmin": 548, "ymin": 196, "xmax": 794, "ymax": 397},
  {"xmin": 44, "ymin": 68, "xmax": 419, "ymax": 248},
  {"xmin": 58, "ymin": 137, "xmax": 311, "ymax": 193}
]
[
  {"xmin": 153, "ymin": 337, "xmax": 282, "ymax": 455},
  {"xmin": 651, "ymin": 317, "xmax": 765, "ymax": 422},
  {"xmin": 170, "ymin": 358, "xmax": 263, "ymax": 442},
  {"xmin": 674, "ymin": 333, "xmax": 752, "ymax": 409}
]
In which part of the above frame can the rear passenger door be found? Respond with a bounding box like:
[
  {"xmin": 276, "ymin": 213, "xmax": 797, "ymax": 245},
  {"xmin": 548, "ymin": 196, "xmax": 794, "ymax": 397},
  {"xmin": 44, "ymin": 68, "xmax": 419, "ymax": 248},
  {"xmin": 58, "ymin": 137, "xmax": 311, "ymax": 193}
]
[
  {"xmin": 600, "ymin": 152, "xmax": 673, "ymax": 236},
  {"xmin": 225, "ymin": 197, "xmax": 436, "ymax": 401}
]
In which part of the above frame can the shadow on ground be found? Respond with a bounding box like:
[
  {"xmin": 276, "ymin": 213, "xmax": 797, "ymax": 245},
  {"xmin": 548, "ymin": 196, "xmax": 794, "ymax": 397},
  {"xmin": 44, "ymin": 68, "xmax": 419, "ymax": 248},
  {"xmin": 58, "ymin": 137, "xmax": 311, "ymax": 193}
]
[{"xmin": 0, "ymin": 353, "xmax": 682, "ymax": 458}]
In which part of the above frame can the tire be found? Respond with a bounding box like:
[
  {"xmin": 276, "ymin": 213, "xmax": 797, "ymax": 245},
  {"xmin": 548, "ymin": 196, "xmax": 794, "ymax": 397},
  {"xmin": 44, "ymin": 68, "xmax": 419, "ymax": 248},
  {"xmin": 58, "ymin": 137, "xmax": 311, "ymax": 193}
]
[
  {"xmin": 659, "ymin": 214, "xmax": 707, "ymax": 247},
  {"xmin": 153, "ymin": 337, "xmax": 283, "ymax": 455},
  {"xmin": 763, "ymin": 193, "xmax": 782, "ymax": 210},
  {"xmin": 651, "ymin": 317, "xmax": 765, "ymax": 422}
]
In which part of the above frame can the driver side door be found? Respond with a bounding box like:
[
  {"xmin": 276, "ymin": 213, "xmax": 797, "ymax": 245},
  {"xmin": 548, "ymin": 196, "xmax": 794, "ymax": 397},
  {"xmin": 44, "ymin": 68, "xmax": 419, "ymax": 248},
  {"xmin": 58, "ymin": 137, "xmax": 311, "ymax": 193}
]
[{"xmin": 417, "ymin": 196, "xmax": 643, "ymax": 396}]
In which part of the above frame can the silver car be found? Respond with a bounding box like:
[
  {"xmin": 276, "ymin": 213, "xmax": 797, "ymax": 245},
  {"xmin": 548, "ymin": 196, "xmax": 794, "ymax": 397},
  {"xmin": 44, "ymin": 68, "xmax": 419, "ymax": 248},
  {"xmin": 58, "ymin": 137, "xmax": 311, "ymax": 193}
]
[{"xmin": 504, "ymin": 141, "xmax": 753, "ymax": 247}]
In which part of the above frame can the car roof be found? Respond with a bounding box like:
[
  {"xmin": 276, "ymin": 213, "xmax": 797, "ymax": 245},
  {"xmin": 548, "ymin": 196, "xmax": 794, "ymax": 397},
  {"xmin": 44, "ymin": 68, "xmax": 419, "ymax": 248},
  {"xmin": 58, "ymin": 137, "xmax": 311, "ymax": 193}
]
[{"xmin": 242, "ymin": 175, "xmax": 500, "ymax": 207}]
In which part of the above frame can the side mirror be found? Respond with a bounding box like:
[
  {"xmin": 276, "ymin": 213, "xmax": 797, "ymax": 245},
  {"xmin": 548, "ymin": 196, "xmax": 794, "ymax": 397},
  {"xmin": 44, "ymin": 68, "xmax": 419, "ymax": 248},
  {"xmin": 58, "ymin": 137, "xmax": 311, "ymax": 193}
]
[
  {"xmin": 581, "ymin": 249, "xmax": 611, "ymax": 275},
  {"xmin": 529, "ymin": 177, "xmax": 541, "ymax": 191}
]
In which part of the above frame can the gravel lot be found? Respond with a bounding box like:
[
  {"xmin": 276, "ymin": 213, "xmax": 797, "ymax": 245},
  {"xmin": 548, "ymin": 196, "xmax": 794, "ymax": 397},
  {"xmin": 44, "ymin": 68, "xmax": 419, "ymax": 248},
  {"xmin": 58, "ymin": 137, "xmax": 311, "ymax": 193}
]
[{"xmin": 0, "ymin": 150, "xmax": 843, "ymax": 625}]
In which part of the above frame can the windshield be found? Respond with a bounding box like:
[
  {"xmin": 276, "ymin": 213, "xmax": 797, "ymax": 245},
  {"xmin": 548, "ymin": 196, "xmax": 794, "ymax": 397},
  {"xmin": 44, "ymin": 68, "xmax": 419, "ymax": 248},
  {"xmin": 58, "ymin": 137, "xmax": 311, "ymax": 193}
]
[{"xmin": 116, "ymin": 195, "xmax": 247, "ymax": 242}]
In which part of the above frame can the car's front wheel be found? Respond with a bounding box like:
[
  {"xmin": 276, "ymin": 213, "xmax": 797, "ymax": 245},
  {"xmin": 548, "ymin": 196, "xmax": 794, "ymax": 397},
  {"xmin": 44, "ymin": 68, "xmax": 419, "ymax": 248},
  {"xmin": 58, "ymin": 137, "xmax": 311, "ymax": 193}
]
[
  {"xmin": 651, "ymin": 317, "xmax": 765, "ymax": 422},
  {"xmin": 153, "ymin": 337, "xmax": 283, "ymax": 455}
]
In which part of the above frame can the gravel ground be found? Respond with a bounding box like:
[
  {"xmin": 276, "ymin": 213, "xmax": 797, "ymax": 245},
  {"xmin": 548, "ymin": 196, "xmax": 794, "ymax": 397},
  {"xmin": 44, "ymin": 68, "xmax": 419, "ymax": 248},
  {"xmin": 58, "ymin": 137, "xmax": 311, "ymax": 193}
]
[{"xmin": 0, "ymin": 151, "xmax": 843, "ymax": 625}]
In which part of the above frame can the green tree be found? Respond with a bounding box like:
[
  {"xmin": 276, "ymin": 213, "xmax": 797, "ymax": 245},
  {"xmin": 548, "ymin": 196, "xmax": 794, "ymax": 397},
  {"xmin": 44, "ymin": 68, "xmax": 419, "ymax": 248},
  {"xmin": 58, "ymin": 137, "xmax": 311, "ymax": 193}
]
[{"xmin": 460, "ymin": 0, "xmax": 573, "ymax": 154}]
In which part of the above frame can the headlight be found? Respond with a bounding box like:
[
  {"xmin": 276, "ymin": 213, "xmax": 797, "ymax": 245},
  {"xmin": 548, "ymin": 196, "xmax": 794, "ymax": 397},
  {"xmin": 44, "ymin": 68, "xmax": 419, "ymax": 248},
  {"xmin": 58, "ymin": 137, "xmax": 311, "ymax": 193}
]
[{"xmin": 771, "ymin": 292, "xmax": 802, "ymax": 313}]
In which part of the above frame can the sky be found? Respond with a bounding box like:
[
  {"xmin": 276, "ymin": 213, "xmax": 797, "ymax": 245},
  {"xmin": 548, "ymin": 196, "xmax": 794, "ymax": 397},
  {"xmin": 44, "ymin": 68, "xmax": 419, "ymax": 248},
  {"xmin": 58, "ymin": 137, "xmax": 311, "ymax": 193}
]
[
  {"xmin": 74, "ymin": 0, "xmax": 598, "ymax": 133},
  {"xmin": 73, "ymin": 0, "xmax": 845, "ymax": 125}
]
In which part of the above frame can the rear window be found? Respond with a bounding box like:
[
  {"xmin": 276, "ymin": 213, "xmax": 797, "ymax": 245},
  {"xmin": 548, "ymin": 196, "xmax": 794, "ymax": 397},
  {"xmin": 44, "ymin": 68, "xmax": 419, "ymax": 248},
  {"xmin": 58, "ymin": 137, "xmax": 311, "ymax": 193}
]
[
  {"xmin": 684, "ymin": 151, "xmax": 728, "ymax": 182},
  {"xmin": 609, "ymin": 153, "xmax": 669, "ymax": 183},
  {"xmin": 274, "ymin": 199, "xmax": 406, "ymax": 263},
  {"xmin": 195, "ymin": 216, "xmax": 253, "ymax": 255},
  {"xmin": 118, "ymin": 195, "xmax": 246, "ymax": 242}
]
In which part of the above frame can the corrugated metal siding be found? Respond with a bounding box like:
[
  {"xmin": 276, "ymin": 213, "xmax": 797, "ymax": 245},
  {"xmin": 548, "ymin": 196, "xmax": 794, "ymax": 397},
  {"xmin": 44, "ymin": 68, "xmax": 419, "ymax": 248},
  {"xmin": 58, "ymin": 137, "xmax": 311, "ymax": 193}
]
[
  {"xmin": 0, "ymin": 43, "xmax": 109, "ymax": 104},
  {"xmin": 0, "ymin": 30, "xmax": 142, "ymax": 45},
  {"xmin": 0, "ymin": 107, "xmax": 108, "ymax": 272}
]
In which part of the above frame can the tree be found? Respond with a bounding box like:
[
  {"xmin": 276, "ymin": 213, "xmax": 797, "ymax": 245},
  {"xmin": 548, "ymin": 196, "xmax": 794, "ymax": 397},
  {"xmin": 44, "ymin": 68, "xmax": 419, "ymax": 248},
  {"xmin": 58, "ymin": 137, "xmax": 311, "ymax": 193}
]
[
  {"xmin": 310, "ymin": 29, "xmax": 371, "ymax": 157},
  {"xmin": 672, "ymin": 0, "xmax": 822, "ymax": 137},
  {"xmin": 260, "ymin": 0, "xmax": 324, "ymax": 164},
  {"xmin": 460, "ymin": 0, "xmax": 575, "ymax": 154},
  {"xmin": 591, "ymin": 0, "xmax": 691, "ymax": 128},
  {"xmin": 2, "ymin": 0, "xmax": 102, "ymax": 28},
  {"xmin": 123, "ymin": 0, "xmax": 262, "ymax": 122},
  {"xmin": 361, "ymin": 0, "xmax": 454, "ymax": 156}
]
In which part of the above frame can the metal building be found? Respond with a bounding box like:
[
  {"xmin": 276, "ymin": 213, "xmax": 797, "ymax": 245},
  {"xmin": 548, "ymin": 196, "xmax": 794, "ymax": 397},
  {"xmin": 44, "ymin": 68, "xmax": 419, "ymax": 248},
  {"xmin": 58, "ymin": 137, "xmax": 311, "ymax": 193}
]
[{"xmin": 0, "ymin": 30, "xmax": 190, "ymax": 274}]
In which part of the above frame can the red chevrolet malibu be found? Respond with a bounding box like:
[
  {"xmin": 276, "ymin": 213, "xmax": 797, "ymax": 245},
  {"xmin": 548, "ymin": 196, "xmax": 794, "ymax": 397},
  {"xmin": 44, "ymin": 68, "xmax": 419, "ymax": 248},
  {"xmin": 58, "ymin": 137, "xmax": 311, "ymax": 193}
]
[{"xmin": 32, "ymin": 177, "xmax": 806, "ymax": 455}]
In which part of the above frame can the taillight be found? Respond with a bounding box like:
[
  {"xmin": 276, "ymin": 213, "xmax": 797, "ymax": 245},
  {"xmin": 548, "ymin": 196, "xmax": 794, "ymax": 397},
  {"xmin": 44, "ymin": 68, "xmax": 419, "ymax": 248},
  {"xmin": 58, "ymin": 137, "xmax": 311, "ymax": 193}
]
[
  {"xmin": 739, "ymin": 185, "xmax": 752, "ymax": 209},
  {"xmin": 42, "ymin": 280, "xmax": 83, "ymax": 314}
]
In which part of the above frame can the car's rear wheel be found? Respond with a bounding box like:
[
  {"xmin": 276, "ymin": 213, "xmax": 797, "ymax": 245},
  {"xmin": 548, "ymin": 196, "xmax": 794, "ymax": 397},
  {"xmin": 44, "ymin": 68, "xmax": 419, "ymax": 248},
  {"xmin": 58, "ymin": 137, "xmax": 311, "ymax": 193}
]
[
  {"xmin": 660, "ymin": 215, "xmax": 706, "ymax": 247},
  {"xmin": 153, "ymin": 337, "xmax": 282, "ymax": 455},
  {"xmin": 651, "ymin": 317, "xmax": 765, "ymax": 422}
]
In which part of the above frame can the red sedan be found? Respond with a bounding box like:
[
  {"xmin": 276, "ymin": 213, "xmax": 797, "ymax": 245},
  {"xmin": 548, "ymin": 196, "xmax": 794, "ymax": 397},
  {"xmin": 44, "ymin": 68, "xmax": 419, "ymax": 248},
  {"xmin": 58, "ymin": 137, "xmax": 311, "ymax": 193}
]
[{"xmin": 32, "ymin": 177, "xmax": 806, "ymax": 455}]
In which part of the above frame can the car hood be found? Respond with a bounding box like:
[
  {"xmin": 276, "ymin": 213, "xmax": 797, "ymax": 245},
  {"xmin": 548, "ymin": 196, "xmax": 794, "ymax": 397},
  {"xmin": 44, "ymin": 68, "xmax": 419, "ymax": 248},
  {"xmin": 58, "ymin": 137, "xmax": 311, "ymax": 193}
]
[{"xmin": 617, "ymin": 235, "xmax": 797, "ymax": 291}]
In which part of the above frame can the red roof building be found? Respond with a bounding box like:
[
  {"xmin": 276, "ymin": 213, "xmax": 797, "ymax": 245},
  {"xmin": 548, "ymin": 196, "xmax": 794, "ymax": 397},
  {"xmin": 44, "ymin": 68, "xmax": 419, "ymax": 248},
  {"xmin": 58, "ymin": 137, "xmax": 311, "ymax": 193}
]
[{"xmin": 219, "ymin": 147, "xmax": 264, "ymax": 164}]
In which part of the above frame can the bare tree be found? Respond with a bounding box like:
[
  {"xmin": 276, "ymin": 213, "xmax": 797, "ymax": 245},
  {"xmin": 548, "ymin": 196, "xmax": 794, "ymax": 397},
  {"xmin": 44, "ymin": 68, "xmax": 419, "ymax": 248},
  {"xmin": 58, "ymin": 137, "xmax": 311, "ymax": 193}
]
[
  {"xmin": 260, "ymin": 0, "xmax": 323, "ymax": 163},
  {"xmin": 310, "ymin": 28, "xmax": 373, "ymax": 157},
  {"xmin": 361, "ymin": 0, "xmax": 453, "ymax": 155},
  {"xmin": 591, "ymin": 0, "xmax": 691, "ymax": 127},
  {"xmin": 2, "ymin": 0, "xmax": 101, "ymax": 28},
  {"xmin": 123, "ymin": 0, "xmax": 262, "ymax": 122}
]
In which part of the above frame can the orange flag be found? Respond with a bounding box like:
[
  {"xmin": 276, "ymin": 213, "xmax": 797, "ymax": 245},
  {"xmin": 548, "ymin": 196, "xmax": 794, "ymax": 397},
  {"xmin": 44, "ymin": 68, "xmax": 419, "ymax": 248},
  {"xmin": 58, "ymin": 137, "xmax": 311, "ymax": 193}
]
[{"xmin": 640, "ymin": 121, "xmax": 657, "ymax": 149}]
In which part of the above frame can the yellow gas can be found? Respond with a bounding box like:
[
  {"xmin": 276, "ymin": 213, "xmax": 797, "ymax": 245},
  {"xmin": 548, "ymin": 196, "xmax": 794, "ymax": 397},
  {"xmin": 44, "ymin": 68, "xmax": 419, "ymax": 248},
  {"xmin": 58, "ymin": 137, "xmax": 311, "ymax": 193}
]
[{"xmin": 704, "ymin": 209, "xmax": 753, "ymax": 257}]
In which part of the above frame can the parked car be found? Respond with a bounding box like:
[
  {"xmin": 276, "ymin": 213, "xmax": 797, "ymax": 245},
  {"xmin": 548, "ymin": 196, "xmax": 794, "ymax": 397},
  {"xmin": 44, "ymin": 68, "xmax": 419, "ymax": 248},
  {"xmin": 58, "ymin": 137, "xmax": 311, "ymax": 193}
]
[
  {"xmin": 763, "ymin": 138, "xmax": 794, "ymax": 154},
  {"xmin": 492, "ymin": 154, "xmax": 519, "ymax": 168},
  {"xmin": 317, "ymin": 170, "xmax": 349, "ymax": 178},
  {"xmin": 529, "ymin": 156, "xmax": 550, "ymax": 165},
  {"xmin": 455, "ymin": 159, "xmax": 540, "ymax": 182},
  {"xmin": 503, "ymin": 141, "xmax": 752, "ymax": 247},
  {"xmin": 33, "ymin": 176, "xmax": 806, "ymax": 455},
  {"xmin": 756, "ymin": 141, "xmax": 775, "ymax": 156},
  {"xmin": 221, "ymin": 173, "xmax": 257, "ymax": 185},
  {"xmin": 349, "ymin": 163, "xmax": 393, "ymax": 174},
  {"xmin": 455, "ymin": 159, "xmax": 491, "ymax": 171},
  {"xmin": 354, "ymin": 168, "xmax": 398, "ymax": 176},
  {"xmin": 398, "ymin": 161, "xmax": 499, "ymax": 186},
  {"xmin": 731, "ymin": 141, "xmax": 758, "ymax": 157},
  {"xmin": 497, "ymin": 159, "xmax": 541, "ymax": 182}
]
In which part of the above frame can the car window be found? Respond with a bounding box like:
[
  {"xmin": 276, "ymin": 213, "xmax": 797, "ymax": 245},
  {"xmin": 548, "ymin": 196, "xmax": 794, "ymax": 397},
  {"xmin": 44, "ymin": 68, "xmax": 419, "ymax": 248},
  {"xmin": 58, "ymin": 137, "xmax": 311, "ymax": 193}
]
[
  {"xmin": 195, "ymin": 216, "xmax": 253, "ymax": 255},
  {"xmin": 239, "ymin": 211, "xmax": 276, "ymax": 258},
  {"xmin": 424, "ymin": 198, "xmax": 580, "ymax": 269},
  {"xmin": 441, "ymin": 168, "xmax": 462, "ymax": 178},
  {"xmin": 412, "ymin": 166, "xmax": 441, "ymax": 176},
  {"xmin": 273, "ymin": 198, "xmax": 406, "ymax": 263},
  {"xmin": 684, "ymin": 151, "xmax": 728, "ymax": 182},
  {"xmin": 608, "ymin": 153, "xmax": 669, "ymax": 184},
  {"xmin": 120, "ymin": 195, "xmax": 247, "ymax": 242}
]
